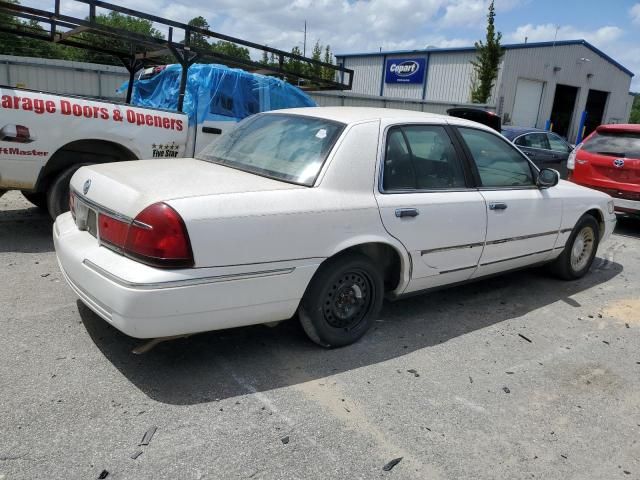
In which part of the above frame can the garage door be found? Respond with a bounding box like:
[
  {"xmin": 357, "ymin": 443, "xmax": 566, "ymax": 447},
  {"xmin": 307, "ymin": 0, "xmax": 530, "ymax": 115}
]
[{"xmin": 512, "ymin": 78, "xmax": 544, "ymax": 127}]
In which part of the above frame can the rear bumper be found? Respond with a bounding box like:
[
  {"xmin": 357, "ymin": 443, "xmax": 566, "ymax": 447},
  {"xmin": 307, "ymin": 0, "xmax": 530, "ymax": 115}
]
[
  {"xmin": 569, "ymin": 177, "xmax": 640, "ymax": 213},
  {"xmin": 54, "ymin": 212, "xmax": 320, "ymax": 338},
  {"xmin": 612, "ymin": 197, "xmax": 640, "ymax": 214}
]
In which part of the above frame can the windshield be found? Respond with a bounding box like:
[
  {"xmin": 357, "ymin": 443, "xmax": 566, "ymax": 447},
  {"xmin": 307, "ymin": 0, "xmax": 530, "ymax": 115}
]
[
  {"xmin": 197, "ymin": 113, "xmax": 345, "ymax": 186},
  {"xmin": 582, "ymin": 131, "xmax": 640, "ymax": 159}
]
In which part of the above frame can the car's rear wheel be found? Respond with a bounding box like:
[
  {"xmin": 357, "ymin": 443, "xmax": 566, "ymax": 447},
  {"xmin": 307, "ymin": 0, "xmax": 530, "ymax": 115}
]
[
  {"xmin": 46, "ymin": 164, "xmax": 88, "ymax": 219},
  {"xmin": 549, "ymin": 214, "xmax": 600, "ymax": 280},
  {"xmin": 299, "ymin": 253, "xmax": 384, "ymax": 348},
  {"xmin": 21, "ymin": 191, "xmax": 47, "ymax": 210}
]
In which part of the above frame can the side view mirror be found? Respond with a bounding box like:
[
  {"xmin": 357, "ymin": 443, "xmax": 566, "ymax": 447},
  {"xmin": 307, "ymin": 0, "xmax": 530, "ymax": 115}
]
[{"xmin": 537, "ymin": 168, "xmax": 559, "ymax": 189}]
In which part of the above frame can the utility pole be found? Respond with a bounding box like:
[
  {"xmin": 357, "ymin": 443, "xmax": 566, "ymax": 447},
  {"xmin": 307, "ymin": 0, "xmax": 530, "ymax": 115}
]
[{"xmin": 303, "ymin": 20, "xmax": 307, "ymax": 57}]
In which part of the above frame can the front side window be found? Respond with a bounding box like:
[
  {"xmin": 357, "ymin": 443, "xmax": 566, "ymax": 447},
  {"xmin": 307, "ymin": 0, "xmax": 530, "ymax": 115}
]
[
  {"xmin": 547, "ymin": 134, "xmax": 571, "ymax": 153},
  {"xmin": 197, "ymin": 114, "xmax": 344, "ymax": 186},
  {"xmin": 383, "ymin": 125, "xmax": 466, "ymax": 191},
  {"xmin": 458, "ymin": 127, "xmax": 535, "ymax": 188}
]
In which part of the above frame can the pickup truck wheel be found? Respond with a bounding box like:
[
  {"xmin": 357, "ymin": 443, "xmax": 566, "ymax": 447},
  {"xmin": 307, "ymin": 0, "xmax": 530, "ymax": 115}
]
[
  {"xmin": 46, "ymin": 165, "xmax": 86, "ymax": 219},
  {"xmin": 549, "ymin": 214, "xmax": 600, "ymax": 280},
  {"xmin": 21, "ymin": 191, "xmax": 47, "ymax": 210},
  {"xmin": 299, "ymin": 253, "xmax": 384, "ymax": 348}
]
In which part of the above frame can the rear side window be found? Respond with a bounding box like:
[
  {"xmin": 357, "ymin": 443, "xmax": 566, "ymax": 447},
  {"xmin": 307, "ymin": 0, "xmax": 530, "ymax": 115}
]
[
  {"xmin": 458, "ymin": 127, "xmax": 535, "ymax": 188},
  {"xmin": 383, "ymin": 125, "xmax": 466, "ymax": 191},
  {"xmin": 582, "ymin": 131, "xmax": 640, "ymax": 159},
  {"xmin": 516, "ymin": 133, "xmax": 549, "ymax": 150},
  {"xmin": 547, "ymin": 134, "xmax": 571, "ymax": 153}
]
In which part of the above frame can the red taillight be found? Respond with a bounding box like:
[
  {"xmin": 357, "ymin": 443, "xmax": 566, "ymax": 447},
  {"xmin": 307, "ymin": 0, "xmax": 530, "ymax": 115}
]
[
  {"xmin": 98, "ymin": 213, "xmax": 129, "ymax": 249},
  {"xmin": 124, "ymin": 203, "xmax": 193, "ymax": 268}
]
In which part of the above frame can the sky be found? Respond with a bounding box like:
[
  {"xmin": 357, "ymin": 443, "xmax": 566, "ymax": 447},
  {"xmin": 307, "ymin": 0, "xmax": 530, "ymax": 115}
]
[{"xmin": 24, "ymin": 0, "xmax": 640, "ymax": 91}]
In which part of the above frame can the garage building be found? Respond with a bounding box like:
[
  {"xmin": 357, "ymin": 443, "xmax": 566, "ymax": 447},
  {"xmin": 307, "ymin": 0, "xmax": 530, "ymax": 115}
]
[{"xmin": 334, "ymin": 40, "xmax": 635, "ymax": 143}]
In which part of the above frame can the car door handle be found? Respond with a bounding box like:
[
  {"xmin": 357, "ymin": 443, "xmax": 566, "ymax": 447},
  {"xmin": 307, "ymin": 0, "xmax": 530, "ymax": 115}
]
[
  {"xmin": 395, "ymin": 208, "xmax": 419, "ymax": 218},
  {"xmin": 489, "ymin": 202, "xmax": 508, "ymax": 210},
  {"xmin": 202, "ymin": 126, "xmax": 222, "ymax": 134}
]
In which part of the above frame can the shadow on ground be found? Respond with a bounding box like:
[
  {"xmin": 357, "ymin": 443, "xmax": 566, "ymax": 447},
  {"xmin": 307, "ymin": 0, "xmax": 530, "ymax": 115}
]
[
  {"xmin": 79, "ymin": 256, "xmax": 623, "ymax": 405},
  {"xmin": 614, "ymin": 215, "xmax": 640, "ymax": 239},
  {"xmin": 0, "ymin": 196, "xmax": 53, "ymax": 253}
]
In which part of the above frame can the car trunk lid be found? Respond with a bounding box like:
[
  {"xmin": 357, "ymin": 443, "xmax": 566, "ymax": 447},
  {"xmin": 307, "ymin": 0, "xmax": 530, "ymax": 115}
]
[{"xmin": 70, "ymin": 158, "xmax": 302, "ymax": 219}]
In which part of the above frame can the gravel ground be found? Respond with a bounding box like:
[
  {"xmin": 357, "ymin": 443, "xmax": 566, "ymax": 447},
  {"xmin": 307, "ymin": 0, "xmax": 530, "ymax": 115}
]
[{"xmin": 1, "ymin": 189, "xmax": 639, "ymax": 480}]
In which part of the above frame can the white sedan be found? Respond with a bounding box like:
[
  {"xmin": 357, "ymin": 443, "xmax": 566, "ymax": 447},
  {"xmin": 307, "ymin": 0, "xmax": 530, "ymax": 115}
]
[{"xmin": 54, "ymin": 107, "xmax": 617, "ymax": 347}]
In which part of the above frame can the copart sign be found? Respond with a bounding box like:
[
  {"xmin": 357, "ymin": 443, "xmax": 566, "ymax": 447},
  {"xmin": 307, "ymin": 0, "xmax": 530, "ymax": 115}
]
[{"xmin": 385, "ymin": 58, "xmax": 427, "ymax": 84}]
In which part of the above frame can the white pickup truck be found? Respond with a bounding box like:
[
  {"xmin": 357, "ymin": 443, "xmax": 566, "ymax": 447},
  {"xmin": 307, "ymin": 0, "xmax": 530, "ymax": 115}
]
[{"xmin": 0, "ymin": 86, "xmax": 189, "ymax": 218}]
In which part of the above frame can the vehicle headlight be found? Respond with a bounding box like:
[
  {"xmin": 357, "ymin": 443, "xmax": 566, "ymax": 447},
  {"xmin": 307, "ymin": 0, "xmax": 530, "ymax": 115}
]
[{"xmin": 607, "ymin": 200, "xmax": 615, "ymax": 214}]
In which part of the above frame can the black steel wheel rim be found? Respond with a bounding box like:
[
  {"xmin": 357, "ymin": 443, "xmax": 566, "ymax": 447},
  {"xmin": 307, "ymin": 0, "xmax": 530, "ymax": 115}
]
[{"xmin": 323, "ymin": 269, "xmax": 373, "ymax": 330}]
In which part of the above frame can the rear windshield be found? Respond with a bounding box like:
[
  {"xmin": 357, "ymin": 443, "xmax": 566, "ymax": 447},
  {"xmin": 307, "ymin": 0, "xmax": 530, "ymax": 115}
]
[
  {"xmin": 197, "ymin": 113, "xmax": 345, "ymax": 186},
  {"xmin": 582, "ymin": 131, "xmax": 640, "ymax": 159}
]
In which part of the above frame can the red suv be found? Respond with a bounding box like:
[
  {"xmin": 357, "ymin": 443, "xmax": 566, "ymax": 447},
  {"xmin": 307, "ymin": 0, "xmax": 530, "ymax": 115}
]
[{"xmin": 568, "ymin": 124, "xmax": 640, "ymax": 216}]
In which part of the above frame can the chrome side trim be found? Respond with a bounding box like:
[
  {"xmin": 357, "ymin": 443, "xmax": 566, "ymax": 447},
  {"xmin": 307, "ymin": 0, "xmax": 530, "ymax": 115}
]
[
  {"xmin": 421, "ymin": 242, "xmax": 483, "ymax": 256},
  {"xmin": 83, "ymin": 259, "xmax": 295, "ymax": 289},
  {"xmin": 480, "ymin": 248, "xmax": 554, "ymax": 267},
  {"xmin": 486, "ymin": 230, "xmax": 558, "ymax": 245},
  {"xmin": 71, "ymin": 188, "xmax": 133, "ymax": 223},
  {"xmin": 439, "ymin": 265, "xmax": 477, "ymax": 275}
]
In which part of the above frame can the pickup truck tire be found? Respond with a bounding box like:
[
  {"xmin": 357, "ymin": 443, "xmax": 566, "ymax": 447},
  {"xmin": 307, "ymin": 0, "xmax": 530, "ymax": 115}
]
[
  {"xmin": 299, "ymin": 253, "xmax": 384, "ymax": 348},
  {"xmin": 46, "ymin": 165, "xmax": 87, "ymax": 219},
  {"xmin": 21, "ymin": 191, "xmax": 47, "ymax": 210},
  {"xmin": 549, "ymin": 214, "xmax": 600, "ymax": 280}
]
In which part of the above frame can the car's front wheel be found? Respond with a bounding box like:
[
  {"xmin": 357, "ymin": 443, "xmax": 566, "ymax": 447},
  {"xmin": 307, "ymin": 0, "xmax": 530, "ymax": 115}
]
[
  {"xmin": 299, "ymin": 253, "xmax": 384, "ymax": 348},
  {"xmin": 549, "ymin": 214, "xmax": 600, "ymax": 280}
]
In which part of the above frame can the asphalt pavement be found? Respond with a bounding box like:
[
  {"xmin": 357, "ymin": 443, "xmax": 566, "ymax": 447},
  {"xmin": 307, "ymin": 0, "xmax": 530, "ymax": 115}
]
[{"xmin": 1, "ymin": 190, "xmax": 639, "ymax": 480}]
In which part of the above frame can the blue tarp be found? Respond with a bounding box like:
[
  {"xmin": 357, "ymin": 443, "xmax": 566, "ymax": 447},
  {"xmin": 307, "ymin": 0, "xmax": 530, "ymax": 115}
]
[{"xmin": 119, "ymin": 63, "xmax": 316, "ymax": 124}]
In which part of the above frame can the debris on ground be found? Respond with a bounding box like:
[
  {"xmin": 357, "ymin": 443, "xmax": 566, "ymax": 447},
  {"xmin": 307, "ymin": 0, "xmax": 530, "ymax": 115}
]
[
  {"xmin": 40, "ymin": 273, "xmax": 50, "ymax": 278},
  {"xmin": 603, "ymin": 340, "xmax": 610, "ymax": 345},
  {"xmin": 407, "ymin": 369, "xmax": 420, "ymax": 377},
  {"xmin": 98, "ymin": 470, "xmax": 109, "ymax": 479},
  {"xmin": 281, "ymin": 435, "xmax": 289, "ymax": 445},
  {"xmin": 383, "ymin": 457, "xmax": 403, "ymax": 471},
  {"xmin": 518, "ymin": 334, "xmax": 532, "ymax": 343},
  {"xmin": 130, "ymin": 450, "xmax": 143, "ymax": 460},
  {"xmin": 469, "ymin": 376, "xmax": 473, "ymax": 384},
  {"xmin": 502, "ymin": 387, "xmax": 511, "ymax": 394},
  {"xmin": 139, "ymin": 426, "xmax": 157, "ymax": 446}
]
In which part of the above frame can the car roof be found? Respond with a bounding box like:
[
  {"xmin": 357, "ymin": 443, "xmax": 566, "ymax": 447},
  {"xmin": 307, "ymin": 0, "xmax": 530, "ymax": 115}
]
[
  {"xmin": 269, "ymin": 106, "xmax": 495, "ymax": 131},
  {"xmin": 501, "ymin": 126, "xmax": 550, "ymax": 139},
  {"xmin": 596, "ymin": 123, "xmax": 640, "ymax": 133}
]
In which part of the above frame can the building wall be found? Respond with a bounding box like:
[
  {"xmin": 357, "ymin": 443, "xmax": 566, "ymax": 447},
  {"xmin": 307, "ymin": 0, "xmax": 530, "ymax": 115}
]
[
  {"xmin": 425, "ymin": 51, "xmax": 475, "ymax": 103},
  {"xmin": 0, "ymin": 55, "xmax": 128, "ymax": 100},
  {"xmin": 499, "ymin": 44, "xmax": 633, "ymax": 141},
  {"xmin": 341, "ymin": 55, "xmax": 384, "ymax": 96}
]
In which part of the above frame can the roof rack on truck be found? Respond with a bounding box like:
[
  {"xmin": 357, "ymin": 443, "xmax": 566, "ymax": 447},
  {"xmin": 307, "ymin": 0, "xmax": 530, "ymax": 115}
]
[{"xmin": 0, "ymin": 0, "xmax": 354, "ymax": 112}]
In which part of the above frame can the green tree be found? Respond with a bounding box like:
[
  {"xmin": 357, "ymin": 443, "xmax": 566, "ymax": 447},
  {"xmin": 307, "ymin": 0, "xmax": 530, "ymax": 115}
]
[
  {"xmin": 309, "ymin": 41, "xmax": 322, "ymax": 78},
  {"xmin": 76, "ymin": 11, "xmax": 164, "ymax": 65},
  {"xmin": 260, "ymin": 49, "xmax": 269, "ymax": 65},
  {"xmin": 630, "ymin": 93, "xmax": 640, "ymax": 124},
  {"xmin": 187, "ymin": 16, "xmax": 212, "ymax": 50},
  {"xmin": 210, "ymin": 41, "xmax": 251, "ymax": 61},
  {"xmin": 287, "ymin": 45, "xmax": 304, "ymax": 75},
  {"xmin": 322, "ymin": 44, "xmax": 334, "ymax": 81},
  {"xmin": 470, "ymin": 0, "xmax": 504, "ymax": 104}
]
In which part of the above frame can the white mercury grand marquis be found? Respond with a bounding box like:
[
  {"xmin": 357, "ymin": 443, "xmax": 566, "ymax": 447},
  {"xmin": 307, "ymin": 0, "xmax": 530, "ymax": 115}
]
[{"xmin": 54, "ymin": 107, "xmax": 617, "ymax": 347}]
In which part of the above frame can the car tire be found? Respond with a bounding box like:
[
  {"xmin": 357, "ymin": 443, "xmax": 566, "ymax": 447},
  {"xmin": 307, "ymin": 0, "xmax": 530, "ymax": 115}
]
[
  {"xmin": 46, "ymin": 165, "xmax": 88, "ymax": 219},
  {"xmin": 298, "ymin": 253, "xmax": 384, "ymax": 348},
  {"xmin": 21, "ymin": 191, "xmax": 48, "ymax": 210},
  {"xmin": 549, "ymin": 214, "xmax": 600, "ymax": 280}
]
